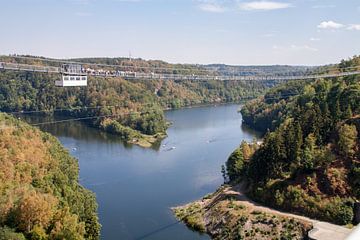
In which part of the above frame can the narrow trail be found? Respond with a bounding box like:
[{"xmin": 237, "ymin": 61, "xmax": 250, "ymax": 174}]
[
  {"xmin": 205, "ymin": 184, "xmax": 352, "ymax": 240},
  {"xmin": 223, "ymin": 184, "xmax": 315, "ymax": 223}
]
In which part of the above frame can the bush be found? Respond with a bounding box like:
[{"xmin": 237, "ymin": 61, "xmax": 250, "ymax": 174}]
[
  {"xmin": 0, "ymin": 227, "xmax": 25, "ymax": 240},
  {"xmin": 226, "ymin": 147, "xmax": 245, "ymax": 181},
  {"xmin": 323, "ymin": 198, "xmax": 354, "ymax": 225}
]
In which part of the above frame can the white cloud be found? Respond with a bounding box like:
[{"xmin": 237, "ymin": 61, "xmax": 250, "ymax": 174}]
[
  {"xmin": 347, "ymin": 24, "xmax": 360, "ymax": 31},
  {"xmin": 310, "ymin": 37, "xmax": 320, "ymax": 41},
  {"xmin": 239, "ymin": 1, "xmax": 292, "ymax": 11},
  {"xmin": 317, "ymin": 21, "xmax": 344, "ymax": 29},
  {"xmin": 317, "ymin": 21, "xmax": 360, "ymax": 31},
  {"xmin": 198, "ymin": 3, "xmax": 226, "ymax": 13}
]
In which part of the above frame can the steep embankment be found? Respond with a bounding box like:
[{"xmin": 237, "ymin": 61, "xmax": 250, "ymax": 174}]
[{"xmin": 0, "ymin": 113, "xmax": 100, "ymax": 240}]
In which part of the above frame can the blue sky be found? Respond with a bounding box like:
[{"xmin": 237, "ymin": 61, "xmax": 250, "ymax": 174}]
[{"xmin": 1, "ymin": 0, "xmax": 359, "ymax": 65}]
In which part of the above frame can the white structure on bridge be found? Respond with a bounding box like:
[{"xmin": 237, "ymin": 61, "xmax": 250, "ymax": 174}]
[
  {"xmin": 0, "ymin": 61, "xmax": 359, "ymax": 86},
  {"xmin": 55, "ymin": 64, "xmax": 87, "ymax": 87}
]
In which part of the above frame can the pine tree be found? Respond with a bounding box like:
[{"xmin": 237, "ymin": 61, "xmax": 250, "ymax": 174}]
[{"xmin": 221, "ymin": 165, "xmax": 228, "ymax": 183}]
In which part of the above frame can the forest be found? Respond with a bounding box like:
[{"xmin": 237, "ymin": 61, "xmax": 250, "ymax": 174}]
[
  {"xmin": 226, "ymin": 56, "xmax": 360, "ymax": 225},
  {"xmin": 0, "ymin": 56, "xmax": 273, "ymax": 146},
  {"xmin": 0, "ymin": 113, "xmax": 100, "ymax": 240}
]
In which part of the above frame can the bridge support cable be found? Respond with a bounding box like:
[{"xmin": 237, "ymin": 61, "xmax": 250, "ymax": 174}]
[{"xmin": 1, "ymin": 61, "xmax": 360, "ymax": 82}]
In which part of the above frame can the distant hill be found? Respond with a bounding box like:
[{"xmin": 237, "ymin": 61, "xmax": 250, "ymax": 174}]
[
  {"xmin": 204, "ymin": 64, "xmax": 315, "ymax": 77},
  {"xmin": 241, "ymin": 55, "xmax": 360, "ymax": 133},
  {"xmin": 1, "ymin": 55, "xmax": 316, "ymax": 76}
]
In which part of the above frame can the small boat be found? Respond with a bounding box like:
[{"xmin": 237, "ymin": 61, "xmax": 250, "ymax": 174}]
[{"xmin": 164, "ymin": 146, "xmax": 176, "ymax": 152}]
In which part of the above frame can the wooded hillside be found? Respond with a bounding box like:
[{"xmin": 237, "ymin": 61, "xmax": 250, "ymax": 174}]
[
  {"xmin": 227, "ymin": 56, "xmax": 360, "ymax": 225},
  {"xmin": 0, "ymin": 113, "xmax": 100, "ymax": 240}
]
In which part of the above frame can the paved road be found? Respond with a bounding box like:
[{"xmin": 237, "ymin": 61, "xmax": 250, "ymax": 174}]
[{"xmin": 308, "ymin": 222, "xmax": 352, "ymax": 240}]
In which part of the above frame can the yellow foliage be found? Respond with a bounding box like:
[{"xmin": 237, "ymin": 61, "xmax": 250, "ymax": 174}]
[{"xmin": 16, "ymin": 190, "xmax": 58, "ymax": 233}]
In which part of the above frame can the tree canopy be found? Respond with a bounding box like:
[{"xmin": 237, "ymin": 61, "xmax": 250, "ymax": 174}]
[
  {"xmin": 0, "ymin": 113, "xmax": 100, "ymax": 239},
  {"xmin": 227, "ymin": 56, "xmax": 360, "ymax": 225}
]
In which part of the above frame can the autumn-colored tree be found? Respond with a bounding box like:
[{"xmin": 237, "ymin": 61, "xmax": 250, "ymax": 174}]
[
  {"xmin": 29, "ymin": 225, "xmax": 48, "ymax": 240},
  {"xmin": 50, "ymin": 207, "xmax": 86, "ymax": 240},
  {"xmin": 0, "ymin": 113, "xmax": 100, "ymax": 239},
  {"xmin": 15, "ymin": 191, "xmax": 57, "ymax": 233},
  {"xmin": 240, "ymin": 141, "xmax": 252, "ymax": 160}
]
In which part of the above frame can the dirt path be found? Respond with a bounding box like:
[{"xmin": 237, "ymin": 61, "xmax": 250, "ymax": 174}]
[{"xmin": 210, "ymin": 184, "xmax": 352, "ymax": 240}]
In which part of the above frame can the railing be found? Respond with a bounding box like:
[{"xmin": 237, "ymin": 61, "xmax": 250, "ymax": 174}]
[
  {"xmin": 0, "ymin": 62, "xmax": 60, "ymax": 73},
  {"xmin": 1, "ymin": 61, "xmax": 359, "ymax": 82}
]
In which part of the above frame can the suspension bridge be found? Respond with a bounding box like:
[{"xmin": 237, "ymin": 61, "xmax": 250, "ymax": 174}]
[{"xmin": 1, "ymin": 58, "xmax": 359, "ymax": 84}]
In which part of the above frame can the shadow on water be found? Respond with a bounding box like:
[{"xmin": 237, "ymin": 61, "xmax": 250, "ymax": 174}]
[
  {"xmin": 134, "ymin": 210, "xmax": 205, "ymax": 240},
  {"xmin": 15, "ymin": 104, "xmax": 259, "ymax": 240},
  {"xmin": 134, "ymin": 221, "xmax": 182, "ymax": 240},
  {"xmin": 240, "ymin": 123, "xmax": 263, "ymax": 139}
]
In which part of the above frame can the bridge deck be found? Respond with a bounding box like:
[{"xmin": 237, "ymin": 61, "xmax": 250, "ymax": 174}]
[{"xmin": 0, "ymin": 61, "xmax": 359, "ymax": 82}]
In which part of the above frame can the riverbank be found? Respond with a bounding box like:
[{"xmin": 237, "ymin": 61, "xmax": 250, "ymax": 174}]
[
  {"xmin": 164, "ymin": 101, "xmax": 246, "ymax": 111},
  {"xmin": 47, "ymin": 104, "xmax": 258, "ymax": 239},
  {"xmin": 174, "ymin": 184, "xmax": 354, "ymax": 240},
  {"xmin": 173, "ymin": 184, "xmax": 312, "ymax": 239},
  {"xmin": 126, "ymin": 132, "xmax": 167, "ymax": 148},
  {"xmin": 125, "ymin": 102, "xmax": 247, "ymax": 148}
]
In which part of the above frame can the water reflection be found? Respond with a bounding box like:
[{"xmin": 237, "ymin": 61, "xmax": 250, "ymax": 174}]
[
  {"xmin": 18, "ymin": 104, "xmax": 260, "ymax": 240},
  {"xmin": 20, "ymin": 114, "xmax": 161, "ymax": 151}
]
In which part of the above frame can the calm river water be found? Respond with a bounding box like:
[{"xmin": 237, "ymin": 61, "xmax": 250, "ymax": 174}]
[{"xmin": 30, "ymin": 104, "xmax": 260, "ymax": 240}]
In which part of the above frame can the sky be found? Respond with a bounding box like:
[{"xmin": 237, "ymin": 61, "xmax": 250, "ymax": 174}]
[{"xmin": 0, "ymin": 0, "xmax": 359, "ymax": 65}]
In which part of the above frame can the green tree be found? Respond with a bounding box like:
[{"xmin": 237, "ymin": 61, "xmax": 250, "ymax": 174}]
[
  {"xmin": 226, "ymin": 148, "xmax": 245, "ymax": 181},
  {"xmin": 301, "ymin": 133, "xmax": 317, "ymax": 171},
  {"xmin": 338, "ymin": 124, "xmax": 358, "ymax": 158},
  {"xmin": 0, "ymin": 227, "xmax": 25, "ymax": 240}
]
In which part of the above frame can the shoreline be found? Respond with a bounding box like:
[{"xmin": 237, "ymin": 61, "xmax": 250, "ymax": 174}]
[
  {"xmin": 163, "ymin": 100, "xmax": 250, "ymax": 112},
  {"xmin": 173, "ymin": 184, "xmax": 353, "ymax": 240},
  {"xmin": 173, "ymin": 184, "xmax": 312, "ymax": 239}
]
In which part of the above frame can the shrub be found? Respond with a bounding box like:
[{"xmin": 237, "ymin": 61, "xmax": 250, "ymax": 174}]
[{"xmin": 0, "ymin": 227, "xmax": 25, "ymax": 240}]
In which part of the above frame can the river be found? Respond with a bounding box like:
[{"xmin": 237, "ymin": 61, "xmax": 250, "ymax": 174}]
[{"xmin": 29, "ymin": 104, "xmax": 260, "ymax": 240}]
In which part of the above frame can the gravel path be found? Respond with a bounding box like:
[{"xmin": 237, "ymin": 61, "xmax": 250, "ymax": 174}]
[{"xmin": 214, "ymin": 184, "xmax": 352, "ymax": 240}]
